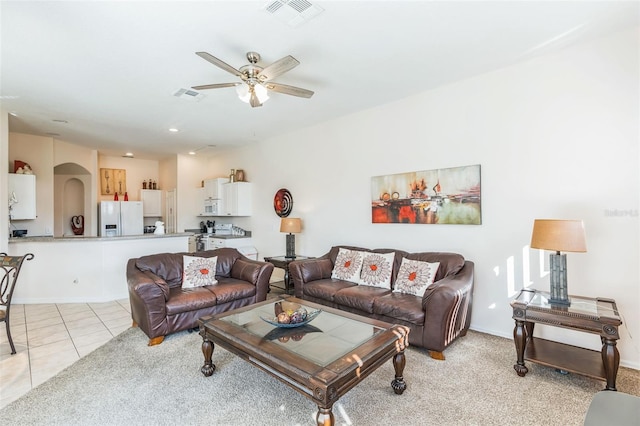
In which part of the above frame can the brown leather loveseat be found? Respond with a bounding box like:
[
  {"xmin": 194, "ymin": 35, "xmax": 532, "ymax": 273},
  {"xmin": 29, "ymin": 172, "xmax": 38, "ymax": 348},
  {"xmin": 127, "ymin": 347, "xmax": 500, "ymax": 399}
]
[
  {"xmin": 127, "ymin": 248, "xmax": 273, "ymax": 345},
  {"xmin": 289, "ymin": 245, "xmax": 474, "ymax": 359}
]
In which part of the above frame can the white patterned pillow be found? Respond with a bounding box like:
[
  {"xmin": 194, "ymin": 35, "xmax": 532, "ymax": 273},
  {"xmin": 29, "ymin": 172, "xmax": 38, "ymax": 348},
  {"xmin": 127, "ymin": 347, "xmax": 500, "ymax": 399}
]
[
  {"xmin": 359, "ymin": 252, "xmax": 395, "ymax": 289},
  {"xmin": 183, "ymin": 255, "xmax": 218, "ymax": 288},
  {"xmin": 331, "ymin": 248, "xmax": 364, "ymax": 283},
  {"xmin": 393, "ymin": 258, "xmax": 440, "ymax": 297}
]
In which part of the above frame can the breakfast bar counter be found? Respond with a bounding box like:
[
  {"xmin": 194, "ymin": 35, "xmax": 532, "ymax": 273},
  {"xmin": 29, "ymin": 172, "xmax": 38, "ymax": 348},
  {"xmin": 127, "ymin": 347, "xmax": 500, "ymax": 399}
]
[{"xmin": 7, "ymin": 233, "xmax": 191, "ymax": 304}]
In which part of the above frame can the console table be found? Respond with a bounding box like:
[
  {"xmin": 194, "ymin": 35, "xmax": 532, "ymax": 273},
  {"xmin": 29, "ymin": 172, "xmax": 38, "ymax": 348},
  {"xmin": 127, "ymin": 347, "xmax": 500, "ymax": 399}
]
[
  {"xmin": 264, "ymin": 255, "xmax": 313, "ymax": 294},
  {"xmin": 510, "ymin": 289, "xmax": 622, "ymax": 391}
]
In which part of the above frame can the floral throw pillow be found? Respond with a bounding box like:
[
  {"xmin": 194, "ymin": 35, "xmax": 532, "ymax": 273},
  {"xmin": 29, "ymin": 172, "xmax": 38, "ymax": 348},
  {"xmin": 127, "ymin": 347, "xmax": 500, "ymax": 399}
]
[
  {"xmin": 331, "ymin": 248, "xmax": 364, "ymax": 283},
  {"xmin": 393, "ymin": 258, "xmax": 440, "ymax": 297},
  {"xmin": 183, "ymin": 255, "xmax": 218, "ymax": 288},
  {"xmin": 359, "ymin": 252, "xmax": 395, "ymax": 289}
]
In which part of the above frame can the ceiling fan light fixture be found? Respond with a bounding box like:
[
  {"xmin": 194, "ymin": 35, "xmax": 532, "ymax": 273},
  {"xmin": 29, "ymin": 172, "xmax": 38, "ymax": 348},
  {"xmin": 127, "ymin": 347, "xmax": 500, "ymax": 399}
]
[{"xmin": 236, "ymin": 82, "xmax": 269, "ymax": 105}]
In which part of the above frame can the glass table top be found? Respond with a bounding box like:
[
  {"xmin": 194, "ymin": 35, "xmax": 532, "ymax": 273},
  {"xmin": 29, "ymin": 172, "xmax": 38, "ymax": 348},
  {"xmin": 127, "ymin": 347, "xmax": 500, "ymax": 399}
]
[
  {"xmin": 513, "ymin": 289, "xmax": 619, "ymax": 319},
  {"xmin": 218, "ymin": 300, "xmax": 385, "ymax": 367}
]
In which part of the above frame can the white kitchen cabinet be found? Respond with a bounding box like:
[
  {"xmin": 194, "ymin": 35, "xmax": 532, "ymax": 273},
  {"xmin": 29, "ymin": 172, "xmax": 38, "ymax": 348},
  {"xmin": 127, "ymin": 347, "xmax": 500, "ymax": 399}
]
[
  {"xmin": 201, "ymin": 178, "xmax": 228, "ymax": 216},
  {"xmin": 203, "ymin": 178, "xmax": 228, "ymax": 200},
  {"xmin": 8, "ymin": 174, "xmax": 36, "ymax": 220},
  {"xmin": 222, "ymin": 182, "xmax": 252, "ymax": 216},
  {"xmin": 141, "ymin": 189, "xmax": 162, "ymax": 217}
]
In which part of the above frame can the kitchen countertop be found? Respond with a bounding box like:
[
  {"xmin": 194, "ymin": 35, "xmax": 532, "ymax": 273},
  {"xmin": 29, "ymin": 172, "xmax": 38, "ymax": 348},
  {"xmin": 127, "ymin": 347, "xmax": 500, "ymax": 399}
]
[{"xmin": 8, "ymin": 232, "xmax": 193, "ymax": 243}]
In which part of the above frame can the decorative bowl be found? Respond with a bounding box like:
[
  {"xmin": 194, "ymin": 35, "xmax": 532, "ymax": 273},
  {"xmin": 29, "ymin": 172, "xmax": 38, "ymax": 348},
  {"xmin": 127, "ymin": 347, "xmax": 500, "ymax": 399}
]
[{"xmin": 261, "ymin": 309, "xmax": 322, "ymax": 328}]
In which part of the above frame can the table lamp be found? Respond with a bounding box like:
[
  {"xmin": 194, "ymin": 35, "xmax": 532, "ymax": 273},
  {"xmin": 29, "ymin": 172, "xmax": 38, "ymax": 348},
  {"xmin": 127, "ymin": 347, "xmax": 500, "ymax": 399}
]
[
  {"xmin": 530, "ymin": 219, "xmax": 587, "ymax": 305},
  {"xmin": 280, "ymin": 218, "xmax": 302, "ymax": 258}
]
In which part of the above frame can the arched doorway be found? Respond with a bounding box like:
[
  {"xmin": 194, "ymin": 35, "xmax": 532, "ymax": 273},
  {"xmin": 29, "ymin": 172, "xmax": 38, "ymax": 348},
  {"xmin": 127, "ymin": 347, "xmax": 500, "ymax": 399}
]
[{"xmin": 54, "ymin": 163, "xmax": 91, "ymax": 237}]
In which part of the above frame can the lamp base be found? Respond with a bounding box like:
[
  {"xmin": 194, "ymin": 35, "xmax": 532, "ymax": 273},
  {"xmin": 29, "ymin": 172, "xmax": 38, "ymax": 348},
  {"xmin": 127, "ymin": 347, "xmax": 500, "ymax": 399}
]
[
  {"xmin": 285, "ymin": 233, "xmax": 296, "ymax": 259},
  {"xmin": 549, "ymin": 253, "xmax": 570, "ymax": 306}
]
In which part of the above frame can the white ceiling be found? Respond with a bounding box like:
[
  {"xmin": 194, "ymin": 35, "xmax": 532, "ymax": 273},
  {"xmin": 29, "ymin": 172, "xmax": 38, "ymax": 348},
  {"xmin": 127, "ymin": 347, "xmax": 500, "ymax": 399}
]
[{"xmin": 1, "ymin": 1, "xmax": 638, "ymax": 160}]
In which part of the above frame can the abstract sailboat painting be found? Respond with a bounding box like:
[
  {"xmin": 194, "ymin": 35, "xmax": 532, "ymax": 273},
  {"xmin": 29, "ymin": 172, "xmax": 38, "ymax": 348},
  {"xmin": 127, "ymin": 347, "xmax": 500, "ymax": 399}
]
[{"xmin": 371, "ymin": 164, "xmax": 481, "ymax": 225}]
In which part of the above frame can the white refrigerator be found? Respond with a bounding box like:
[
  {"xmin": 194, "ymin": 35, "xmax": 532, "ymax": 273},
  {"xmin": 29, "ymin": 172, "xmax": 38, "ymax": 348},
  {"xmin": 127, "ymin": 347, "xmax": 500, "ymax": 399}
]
[{"xmin": 99, "ymin": 201, "xmax": 144, "ymax": 236}]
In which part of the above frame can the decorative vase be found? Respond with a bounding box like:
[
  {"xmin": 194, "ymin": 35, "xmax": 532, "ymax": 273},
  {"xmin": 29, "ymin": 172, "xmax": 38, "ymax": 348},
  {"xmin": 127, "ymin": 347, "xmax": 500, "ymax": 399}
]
[
  {"xmin": 124, "ymin": 192, "xmax": 129, "ymax": 201},
  {"xmin": 229, "ymin": 169, "xmax": 236, "ymax": 182},
  {"xmin": 114, "ymin": 192, "xmax": 119, "ymax": 201}
]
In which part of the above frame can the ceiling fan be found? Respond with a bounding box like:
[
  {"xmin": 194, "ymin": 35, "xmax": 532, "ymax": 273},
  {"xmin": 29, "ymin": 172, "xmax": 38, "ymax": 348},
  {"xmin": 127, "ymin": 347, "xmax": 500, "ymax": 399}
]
[{"xmin": 192, "ymin": 51, "xmax": 314, "ymax": 108}]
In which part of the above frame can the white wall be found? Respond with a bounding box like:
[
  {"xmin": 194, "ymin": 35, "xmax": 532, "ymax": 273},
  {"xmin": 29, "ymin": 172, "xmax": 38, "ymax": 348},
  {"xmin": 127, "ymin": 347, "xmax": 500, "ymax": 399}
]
[
  {"xmin": 8, "ymin": 133, "xmax": 55, "ymax": 236},
  {"xmin": 208, "ymin": 28, "xmax": 640, "ymax": 368},
  {"xmin": 0, "ymin": 110, "xmax": 9, "ymax": 252}
]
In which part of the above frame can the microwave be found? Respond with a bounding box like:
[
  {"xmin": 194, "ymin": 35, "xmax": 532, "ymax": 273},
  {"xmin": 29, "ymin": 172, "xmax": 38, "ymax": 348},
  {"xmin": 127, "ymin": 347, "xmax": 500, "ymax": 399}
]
[{"xmin": 203, "ymin": 199, "xmax": 221, "ymax": 216}]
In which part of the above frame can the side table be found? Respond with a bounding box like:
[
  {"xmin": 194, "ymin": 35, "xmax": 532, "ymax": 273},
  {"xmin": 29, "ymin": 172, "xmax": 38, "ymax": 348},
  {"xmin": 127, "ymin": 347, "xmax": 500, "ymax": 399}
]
[
  {"xmin": 510, "ymin": 289, "xmax": 622, "ymax": 391},
  {"xmin": 264, "ymin": 255, "xmax": 313, "ymax": 294}
]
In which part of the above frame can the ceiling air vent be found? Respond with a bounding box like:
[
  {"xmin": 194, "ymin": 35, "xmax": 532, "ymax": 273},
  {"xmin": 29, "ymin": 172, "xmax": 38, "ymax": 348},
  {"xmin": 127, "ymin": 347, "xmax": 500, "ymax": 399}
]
[
  {"xmin": 263, "ymin": 0, "xmax": 324, "ymax": 27},
  {"xmin": 173, "ymin": 88, "xmax": 205, "ymax": 101}
]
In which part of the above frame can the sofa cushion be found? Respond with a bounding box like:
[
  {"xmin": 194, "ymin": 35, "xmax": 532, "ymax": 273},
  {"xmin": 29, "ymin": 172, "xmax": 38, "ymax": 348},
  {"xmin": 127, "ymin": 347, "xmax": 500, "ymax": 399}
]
[
  {"xmin": 333, "ymin": 285, "xmax": 392, "ymax": 314},
  {"xmin": 358, "ymin": 252, "xmax": 395, "ymax": 289},
  {"xmin": 373, "ymin": 292, "xmax": 425, "ymax": 326},
  {"xmin": 165, "ymin": 286, "xmax": 218, "ymax": 316},
  {"xmin": 303, "ymin": 278, "xmax": 357, "ymax": 302},
  {"xmin": 208, "ymin": 278, "xmax": 256, "ymax": 304},
  {"xmin": 136, "ymin": 253, "xmax": 184, "ymax": 287},
  {"xmin": 198, "ymin": 248, "xmax": 241, "ymax": 278},
  {"xmin": 231, "ymin": 258, "xmax": 260, "ymax": 284},
  {"xmin": 183, "ymin": 255, "xmax": 218, "ymax": 288},
  {"xmin": 393, "ymin": 258, "xmax": 440, "ymax": 297},
  {"xmin": 405, "ymin": 252, "xmax": 463, "ymax": 282},
  {"xmin": 331, "ymin": 248, "xmax": 364, "ymax": 283}
]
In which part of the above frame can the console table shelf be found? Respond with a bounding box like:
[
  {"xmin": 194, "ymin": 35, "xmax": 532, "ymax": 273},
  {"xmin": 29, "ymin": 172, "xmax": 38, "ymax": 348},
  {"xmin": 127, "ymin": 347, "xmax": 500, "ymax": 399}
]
[{"xmin": 524, "ymin": 338, "xmax": 606, "ymax": 381}]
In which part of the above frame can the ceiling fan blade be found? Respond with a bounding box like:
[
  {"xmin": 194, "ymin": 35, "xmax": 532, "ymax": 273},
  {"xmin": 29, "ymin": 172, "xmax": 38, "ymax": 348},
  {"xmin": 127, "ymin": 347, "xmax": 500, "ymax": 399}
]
[
  {"xmin": 258, "ymin": 55, "xmax": 300, "ymax": 82},
  {"xmin": 264, "ymin": 82, "xmax": 314, "ymax": 98},
  {"xmin": 195, "ymin": 52, "xmax": 243, "ymax": 78},
  {"xmin": 191, "ymin": 83, "xmax": 240, "ymax": 90}
]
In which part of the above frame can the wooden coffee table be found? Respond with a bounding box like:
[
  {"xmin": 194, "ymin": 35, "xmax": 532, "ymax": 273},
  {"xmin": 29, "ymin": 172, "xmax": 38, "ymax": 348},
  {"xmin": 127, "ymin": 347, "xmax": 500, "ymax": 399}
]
[{"xmin": 198, "ymin": 296, "xmax": 409, "ymax": 425}]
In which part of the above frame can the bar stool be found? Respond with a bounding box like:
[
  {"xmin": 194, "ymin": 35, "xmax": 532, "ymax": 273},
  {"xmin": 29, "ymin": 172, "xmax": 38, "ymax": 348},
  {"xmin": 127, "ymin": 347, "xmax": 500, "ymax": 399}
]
[{"xmin": 0, "ymin": 252, "xmax": 34, "ymax": 354}]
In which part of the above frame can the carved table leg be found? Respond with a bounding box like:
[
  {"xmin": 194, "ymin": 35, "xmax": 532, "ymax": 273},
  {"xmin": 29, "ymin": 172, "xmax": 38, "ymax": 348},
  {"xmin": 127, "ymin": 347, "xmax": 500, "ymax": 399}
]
[
  {"xmin": 601, "ymin": 338, "xmax": 619, "ymax": 391},
  {"xmin": 201, "ymin": 337, "xmax": 216, "ymax": 377},
  {"xmin": 391, "ymin": 351, "xmax": 407, "ymax": 395},
  {"xmin": 316, "ymin": 406, "xmax": 334, "ymax": 426},
  {"xmin": 513, "ymin": 319, "xmax": 529, "ymax": 377}
]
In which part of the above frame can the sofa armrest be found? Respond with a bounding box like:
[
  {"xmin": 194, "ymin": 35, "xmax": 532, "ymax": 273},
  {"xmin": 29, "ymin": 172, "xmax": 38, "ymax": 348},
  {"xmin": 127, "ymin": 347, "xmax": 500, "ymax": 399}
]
[
  {"xmin": 126, "ymin": 259, "xmax": 170, "ymax": 338},
  {"xmin": 420, "ymin": 260, "xmax": 474, "ymax": 352},
  {"xmin": 289, "ymin": 258, "xmax": 333, "ymax": 298},
  {"xmin": 230, "ymin": 258, "xmax": 274, "ymax": 302}
]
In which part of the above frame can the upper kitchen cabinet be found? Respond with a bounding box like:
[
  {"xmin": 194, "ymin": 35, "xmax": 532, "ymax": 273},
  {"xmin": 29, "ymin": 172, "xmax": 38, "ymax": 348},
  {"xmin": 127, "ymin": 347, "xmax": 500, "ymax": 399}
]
[
  {"xmin": 204, "ymin": 178, "xmax": 228, "ymax": 200},
  {"xmin": 222, "ymin": 182, "xmax": 252, "ymax": 216},
  {"xmin": 8, "ymin": 174, "xmax": 36, "ymax": 220},
  {"xmin": 141, "ymin": 189, "xmax": 162, "ymax": 217}
]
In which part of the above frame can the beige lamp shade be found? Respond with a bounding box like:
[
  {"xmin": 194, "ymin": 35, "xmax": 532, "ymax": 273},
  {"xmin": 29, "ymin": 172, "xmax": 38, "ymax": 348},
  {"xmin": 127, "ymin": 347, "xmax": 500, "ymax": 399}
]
[
  {"xmin": 530, "ymin": 219, "xmax": 587, "ymax": 253},
  {"xmin": 280, "ymin": 218, "xmax": 302, "ymax": 234}
]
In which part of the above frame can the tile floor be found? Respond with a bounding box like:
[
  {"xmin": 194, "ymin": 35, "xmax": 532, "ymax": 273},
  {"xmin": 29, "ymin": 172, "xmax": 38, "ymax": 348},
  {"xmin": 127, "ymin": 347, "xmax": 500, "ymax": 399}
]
[{"xmin": 0, "ymin": 299, "xmax": 132, "ymax": 409}]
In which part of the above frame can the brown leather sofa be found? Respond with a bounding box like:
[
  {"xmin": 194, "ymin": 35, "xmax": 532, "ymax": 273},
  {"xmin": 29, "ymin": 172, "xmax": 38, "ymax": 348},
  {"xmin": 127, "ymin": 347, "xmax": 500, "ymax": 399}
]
[
  {"xmin": 127, "ymin": 248, "xmax": 274, "ymax": 345},
  {"xmin": 289, "ymin": 245, "xmax": 474, "ymax": 359}
]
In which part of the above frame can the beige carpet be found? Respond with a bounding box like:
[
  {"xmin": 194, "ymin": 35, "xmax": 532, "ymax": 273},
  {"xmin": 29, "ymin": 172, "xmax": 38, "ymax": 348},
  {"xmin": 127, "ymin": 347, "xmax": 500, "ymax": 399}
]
[{"xmin": 1, "ymin": 327, "xmax": 638, "ymax": 425}]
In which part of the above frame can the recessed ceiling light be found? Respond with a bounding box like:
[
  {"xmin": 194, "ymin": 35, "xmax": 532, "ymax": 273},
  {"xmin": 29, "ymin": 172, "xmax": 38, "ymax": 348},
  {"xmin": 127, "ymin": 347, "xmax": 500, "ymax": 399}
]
[
  {"xmin": 123, "ymin": 152, "xmax": 134, "ymax": 158},
  {"xmin": 169, "ymin": 127, "xmax": 179, "ymax": 133},
  {"xmin": 188, "ymin": 151, "xmax": 196, "ymax": 155},
  {"xmin": 9, "ymin": 112, "xmax": 18, "ymax": 117},
  {"xmin": 52, "ymin": 119, "xmax": 68, "ymax": 124}
]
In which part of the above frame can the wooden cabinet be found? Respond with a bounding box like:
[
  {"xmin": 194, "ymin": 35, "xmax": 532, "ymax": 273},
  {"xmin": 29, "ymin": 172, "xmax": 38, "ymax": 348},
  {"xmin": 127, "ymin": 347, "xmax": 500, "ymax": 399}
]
[
  {"xmin": 8, "ymin": 174, "xmax": 36, "ymax": 220},
  {"xmin": 141, "ymin": 189, "xmax": 162, "ymax": 217},
  {"xmin": 222, "ymin": 182, "xmax": 252, "ymax": 216}
]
